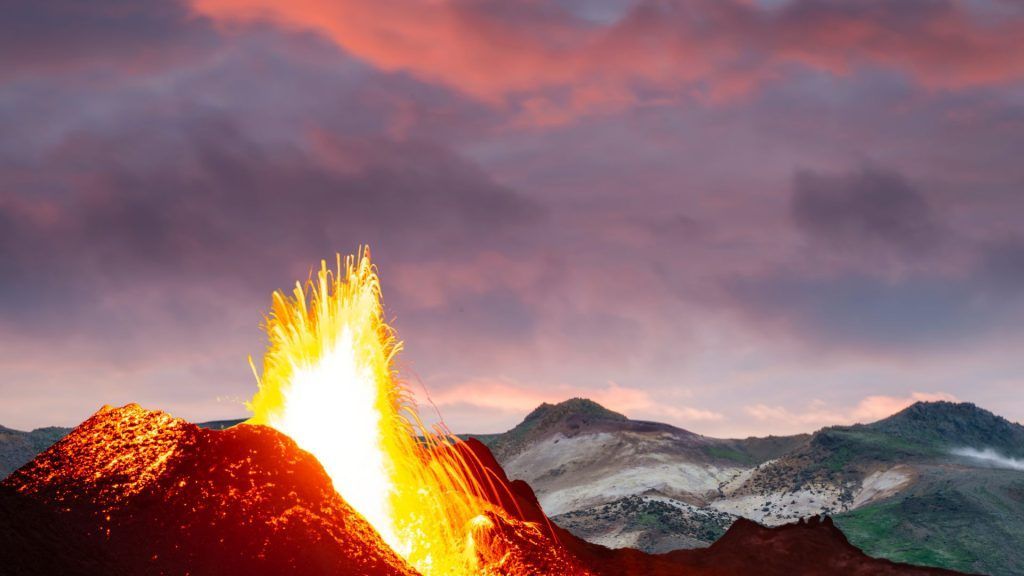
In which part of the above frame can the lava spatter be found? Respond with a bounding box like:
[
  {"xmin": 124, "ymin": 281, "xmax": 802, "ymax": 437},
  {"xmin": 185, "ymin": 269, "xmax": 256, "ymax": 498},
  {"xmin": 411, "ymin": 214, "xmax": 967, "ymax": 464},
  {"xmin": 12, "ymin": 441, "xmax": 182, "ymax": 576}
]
[{"xmin": 244, "ymin": 248, "xmax": 589, "ymax": 576}]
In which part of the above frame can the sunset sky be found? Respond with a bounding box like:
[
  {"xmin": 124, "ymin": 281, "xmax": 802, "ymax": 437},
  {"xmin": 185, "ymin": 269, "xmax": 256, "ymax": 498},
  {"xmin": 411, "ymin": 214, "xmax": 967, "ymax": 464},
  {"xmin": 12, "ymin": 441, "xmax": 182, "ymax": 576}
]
[{"xmin": 3, "ymin": 0, "xmax": 1024, "ymax": 436}]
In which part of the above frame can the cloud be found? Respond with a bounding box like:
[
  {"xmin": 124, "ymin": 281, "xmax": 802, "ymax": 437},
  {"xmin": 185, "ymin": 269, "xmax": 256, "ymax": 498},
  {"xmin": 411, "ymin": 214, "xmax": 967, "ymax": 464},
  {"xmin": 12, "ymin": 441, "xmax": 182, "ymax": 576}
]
[
  {"xmin": 0, "ymin": 96, "xmax": 540, "ymax": 342},
  {"xmin": 0, "ymin": 37, "xmax": 545, "ymax": 427},
  {"xmin": 188, "ymin": 0, "xmax": 1024, "ymax": 115},
  {"xmin": 725, "ymin": 271, "xmax": 995, "ymax": 352},
  {"xmin": 791, "ymin": 165, "xmax": 943, "ymax": 256},
  {"xmin": 726, "ymin": 170, "xmax": 1024, "ymax": 353},
  {"xmin": 745, "ymin": 391, "xmax": 957, "ymax": 432},
  {"xmin": 3, "ymin": 0, "xmax": 1024, "ymax": 436},
  {"xmin": 979, "ymin": 237, "xmax": 1024, "ymax": 292},
  {"xmin": 950, "ymin": 447, "xmax": 1024, "ymax": 471},
  {"xmin": 415, "ymin": 377, "xmax": 722, "ymax": 433},
  {"xmin": 0, "ymin": 0, "xmax": 219, "ymax": 78}
]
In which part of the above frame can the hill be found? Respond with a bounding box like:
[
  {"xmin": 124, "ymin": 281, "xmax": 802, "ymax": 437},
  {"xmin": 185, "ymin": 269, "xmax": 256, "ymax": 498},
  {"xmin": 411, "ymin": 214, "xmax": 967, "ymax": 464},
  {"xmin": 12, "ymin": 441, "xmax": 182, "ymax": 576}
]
[
  {"xmin": 0, "ymin": 425, "xmax": 71, "ymax": 479},
  {"xmin": 465, "ymin": 399, "xmax": 1023, "ymax": 576}
]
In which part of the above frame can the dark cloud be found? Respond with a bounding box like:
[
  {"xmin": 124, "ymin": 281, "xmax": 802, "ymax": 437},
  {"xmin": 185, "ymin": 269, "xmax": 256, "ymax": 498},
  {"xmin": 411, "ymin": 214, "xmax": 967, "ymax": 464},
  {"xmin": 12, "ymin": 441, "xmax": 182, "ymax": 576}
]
[
  {"xmin": 0, "ymin": 0, "xmax": 218, "ymax": 77},
  {"xmin": 725, "ymin": 271, "xmax": 1000, "ymax": 352},
  {"xmin": 0, "ymin": 109, "xmax": 540, "ymax": 335},
  {"xmin": 979, "ymin": 237, "xmax": 1024, "ymax": 292},
  {"xmin": 791, "ymin": 166, "xmax": 943, "ymax": 256}
]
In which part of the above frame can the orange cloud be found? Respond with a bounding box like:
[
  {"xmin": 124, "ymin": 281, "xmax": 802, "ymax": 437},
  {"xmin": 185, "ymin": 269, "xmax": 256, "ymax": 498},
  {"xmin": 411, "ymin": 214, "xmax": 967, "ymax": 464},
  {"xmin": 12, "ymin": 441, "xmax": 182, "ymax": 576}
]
[
  {"xmin": 745, "ymin": 391, "xmax": 958, "ymax": 432},
  {"xmin": 189, "ymin": 0, "xmax": 1024, "ymax": 121},
  {"xmin": 414, "ymin": 377, "xmax": 723, "ymax": 426}
]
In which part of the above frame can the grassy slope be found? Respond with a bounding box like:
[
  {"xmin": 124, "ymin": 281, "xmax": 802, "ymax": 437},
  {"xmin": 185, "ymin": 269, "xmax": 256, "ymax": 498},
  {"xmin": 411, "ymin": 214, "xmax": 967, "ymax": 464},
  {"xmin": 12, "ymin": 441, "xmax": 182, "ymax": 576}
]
[
  {"xmin": 727, "ymin": 402, "xmax": 1024, "ymax": 575},
  {"xmin": 705, "ymin": 434, "xmax": 813, "ymax": 467},
  {"xmin": 822, "ymin": 403, "xmax": 1024, "ymax": 576},
  {"xmin": 836, "ymin": 467, "xmax": 1024, "ymax": 576}
]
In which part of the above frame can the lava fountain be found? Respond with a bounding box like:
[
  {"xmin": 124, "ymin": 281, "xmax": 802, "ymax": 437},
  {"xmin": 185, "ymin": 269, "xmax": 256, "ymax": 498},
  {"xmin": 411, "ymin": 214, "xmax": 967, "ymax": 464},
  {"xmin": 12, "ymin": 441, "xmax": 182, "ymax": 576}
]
[{"xmin": 246, "ymin": 248, "xmax": 524, "ymax": 576}]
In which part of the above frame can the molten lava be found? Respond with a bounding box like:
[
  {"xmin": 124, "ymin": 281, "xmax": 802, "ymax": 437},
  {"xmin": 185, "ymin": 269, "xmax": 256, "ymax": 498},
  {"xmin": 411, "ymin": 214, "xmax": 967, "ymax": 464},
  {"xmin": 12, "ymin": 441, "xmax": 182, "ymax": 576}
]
[{"xmin": 246, "ymin": 249, "xmax": 544, "ymax": 576}]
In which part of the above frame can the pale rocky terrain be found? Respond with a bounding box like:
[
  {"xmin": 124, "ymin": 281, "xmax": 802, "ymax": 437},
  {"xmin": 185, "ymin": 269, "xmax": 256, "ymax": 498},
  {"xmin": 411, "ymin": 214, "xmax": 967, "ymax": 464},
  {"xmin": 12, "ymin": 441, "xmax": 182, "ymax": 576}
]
[
  {"xmin": 471, "ymin": 397, "xmax": 1024, "ymax": 576},
  {"xmin": 482, "ymin": 399, "xmax": 879, "ymax": 535},
  {"xmin": 502, "ymin": 431, "xmax": 745, "ymax": 515}
]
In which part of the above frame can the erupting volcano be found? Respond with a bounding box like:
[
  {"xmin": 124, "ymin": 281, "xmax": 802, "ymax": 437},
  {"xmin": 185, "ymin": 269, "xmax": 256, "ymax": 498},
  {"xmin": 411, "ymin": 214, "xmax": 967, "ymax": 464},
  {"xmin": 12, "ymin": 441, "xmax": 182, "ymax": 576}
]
[
  {"xmin": 243, "ymin": 248, "xmax": 579, "ymax": 575},
  {"xmin": 1, "ymin": 249, "xmax": 965, "ymax": 575}
]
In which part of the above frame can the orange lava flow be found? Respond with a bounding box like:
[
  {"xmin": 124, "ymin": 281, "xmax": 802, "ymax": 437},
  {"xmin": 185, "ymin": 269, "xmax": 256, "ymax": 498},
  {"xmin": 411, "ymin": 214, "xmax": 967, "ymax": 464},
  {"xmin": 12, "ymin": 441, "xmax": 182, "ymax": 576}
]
[{"xmin": 246, "ymin": 249, "xmax": 536, "ymax": 576}]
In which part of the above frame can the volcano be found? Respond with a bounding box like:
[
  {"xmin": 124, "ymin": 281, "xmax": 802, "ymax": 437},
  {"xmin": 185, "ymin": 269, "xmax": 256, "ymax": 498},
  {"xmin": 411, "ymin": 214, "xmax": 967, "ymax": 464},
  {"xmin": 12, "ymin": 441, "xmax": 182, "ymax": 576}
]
[{"xmin": 0, "ymin": 250, "xmax": 970, "ymax": 575}]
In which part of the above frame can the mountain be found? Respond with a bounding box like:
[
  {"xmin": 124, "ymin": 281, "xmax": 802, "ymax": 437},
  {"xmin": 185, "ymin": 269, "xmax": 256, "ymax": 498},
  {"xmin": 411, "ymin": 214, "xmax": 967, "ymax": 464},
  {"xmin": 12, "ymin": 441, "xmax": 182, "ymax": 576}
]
[
  {"xmin": 466, "ymin": 397, "xmax": 810, "ymax": 551},
  {"xmin": 0, "ymin": 425, "xmax": 71, "ymax": 479},
  {"xmin": 720, "ymin": 401, "xmax": 1024, "ymax": 575},
  {"xmin": 465, "ymin": 399, "xmax": 1024, "ymax": 576},
  {"xmin": 831, "ymin": 402, "xmax": 1024, "ymax": 576},
  {"xmin": 3, "ymin": 399, "xmax": 1019, "ymax": 573},
  {"xmin": 1, "ymin": 403, "xmax": 959, "ymax": 576},
  {"xmin": 870, "ymin": 401, "xmax": 1024, "ymax": 457},
  {"xmin": 196, "ymin": 417, "xmax": 247, "ymax": 430}
]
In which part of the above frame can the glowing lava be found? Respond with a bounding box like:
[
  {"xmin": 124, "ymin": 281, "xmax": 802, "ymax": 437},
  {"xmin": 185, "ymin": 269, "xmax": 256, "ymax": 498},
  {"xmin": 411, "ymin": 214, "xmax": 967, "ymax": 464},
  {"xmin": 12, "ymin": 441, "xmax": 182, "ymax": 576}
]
[{"xmin": 246, "ymin": 248, "xmax": 516, "ymax": 576}]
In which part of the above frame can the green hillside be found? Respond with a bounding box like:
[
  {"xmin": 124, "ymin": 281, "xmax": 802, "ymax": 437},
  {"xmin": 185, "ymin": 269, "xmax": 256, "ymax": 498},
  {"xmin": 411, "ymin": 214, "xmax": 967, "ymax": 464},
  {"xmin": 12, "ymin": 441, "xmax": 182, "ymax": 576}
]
[{"xmin": 837, "ymin": 466, "xmax": 1024, "ymax": 576}]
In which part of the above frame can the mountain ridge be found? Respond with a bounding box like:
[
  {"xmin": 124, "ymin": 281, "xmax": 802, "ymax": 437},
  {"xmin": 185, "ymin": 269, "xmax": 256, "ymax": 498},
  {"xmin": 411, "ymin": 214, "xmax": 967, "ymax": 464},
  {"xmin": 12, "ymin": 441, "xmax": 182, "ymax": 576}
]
[
  {"xmin": 3, "ymin": 398, "xmax": 1020, "ymax": 574},
  {"xmin": 465, "ymin": 398, "xmax": 1023, "ymax": 576},
  {"xmin": 1, "ymin": 403, "xmax": 962, "ymax": 576}
]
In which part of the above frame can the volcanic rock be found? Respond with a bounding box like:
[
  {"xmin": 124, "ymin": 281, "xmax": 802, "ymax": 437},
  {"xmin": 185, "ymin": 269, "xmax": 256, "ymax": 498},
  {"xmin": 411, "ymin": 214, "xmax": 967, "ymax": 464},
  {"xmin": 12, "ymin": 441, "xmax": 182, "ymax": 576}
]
[{"xmin": 3, "ymin": 404, "xmax": 417, "ymax": 576}]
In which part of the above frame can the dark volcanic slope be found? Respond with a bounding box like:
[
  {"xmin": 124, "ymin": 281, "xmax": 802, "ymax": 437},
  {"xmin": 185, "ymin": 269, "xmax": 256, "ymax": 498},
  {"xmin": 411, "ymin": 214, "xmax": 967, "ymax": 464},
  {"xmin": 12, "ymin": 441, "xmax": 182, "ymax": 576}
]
[
  {"xmin": 3, "ymin": 405, "xmax": 417, "ymax": 576},
  {"xmin": 0, "ymin": 483, "xmax": 127, "ymax": 576},
  {"xmin": 560, "ymin": 516, "xmax": 967, "ymax": 576}
]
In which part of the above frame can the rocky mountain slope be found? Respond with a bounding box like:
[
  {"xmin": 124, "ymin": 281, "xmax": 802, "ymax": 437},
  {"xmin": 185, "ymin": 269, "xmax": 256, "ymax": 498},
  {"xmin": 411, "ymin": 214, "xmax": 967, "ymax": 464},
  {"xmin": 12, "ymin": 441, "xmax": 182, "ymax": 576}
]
[
  {"xmin": 0, "ymin": 425, "xmax": 71, "ymax": 478},
  {"xmin": 467, "ymin": 399, "xmax": 1024, "ymax": 576},
  {"xmin": 2, "ymin": 403, "xmax": 960, "ymax": 576}
]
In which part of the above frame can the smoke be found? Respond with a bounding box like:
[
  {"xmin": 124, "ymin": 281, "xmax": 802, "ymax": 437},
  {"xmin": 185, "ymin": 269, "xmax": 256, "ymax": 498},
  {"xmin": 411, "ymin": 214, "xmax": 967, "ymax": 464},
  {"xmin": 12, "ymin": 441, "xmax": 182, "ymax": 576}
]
[{"xmin": 950, "ymin": 447, "xmax": 1024, "ymax": 471}]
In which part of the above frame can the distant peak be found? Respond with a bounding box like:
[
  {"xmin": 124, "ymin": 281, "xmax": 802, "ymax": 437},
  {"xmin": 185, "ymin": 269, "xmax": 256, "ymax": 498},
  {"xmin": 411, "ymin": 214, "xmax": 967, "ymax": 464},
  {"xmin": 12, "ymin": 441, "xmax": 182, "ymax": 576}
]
[
  {"xmin": 886, "ymin": 400, "xmax": 984, "ymax": 421},
  {"xmin": 868, "ymin": 400, "xmax": 1024, "ymax": 456},
  {"xmin": 487, "ymin": 398, "xmax": 630, "ymax": 459},
  {"xmin": 522, "ymin": 398, "xmax": 627, "ymax": 425}
]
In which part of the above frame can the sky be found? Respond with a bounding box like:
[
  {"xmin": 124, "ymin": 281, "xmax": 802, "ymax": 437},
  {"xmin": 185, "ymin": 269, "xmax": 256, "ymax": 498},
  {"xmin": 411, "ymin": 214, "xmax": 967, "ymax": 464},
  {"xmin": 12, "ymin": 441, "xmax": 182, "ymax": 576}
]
[{"xmin": 2, "ymin": 0, "xmax": 1024, "ymax": 437}]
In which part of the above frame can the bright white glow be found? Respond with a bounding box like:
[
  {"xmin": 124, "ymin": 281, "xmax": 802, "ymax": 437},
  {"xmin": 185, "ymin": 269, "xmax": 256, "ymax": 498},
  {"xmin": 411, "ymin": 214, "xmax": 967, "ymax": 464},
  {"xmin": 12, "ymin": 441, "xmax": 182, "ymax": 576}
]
[{"xmin": 268, "ymin": 328, "xmax": 397, "ymax": 546}]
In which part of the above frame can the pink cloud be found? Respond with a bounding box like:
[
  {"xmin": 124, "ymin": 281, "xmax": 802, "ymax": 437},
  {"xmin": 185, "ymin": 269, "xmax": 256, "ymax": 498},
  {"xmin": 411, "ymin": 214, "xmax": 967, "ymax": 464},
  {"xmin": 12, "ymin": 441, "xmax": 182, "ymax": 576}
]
[
  {"xmin": 413, "ymin": 377, "xmax": 723, "ymax": 430},
  {"xmin": 745, "ymin": 391, "xmax": 958, "ymax": 433},
  {"xmin": 189, "ymin": 0, "xmax": 1024, "ymax": 122},
  {"xmin": 389, "ymin": 252, "xmax": 546, "ymax": 310}
]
